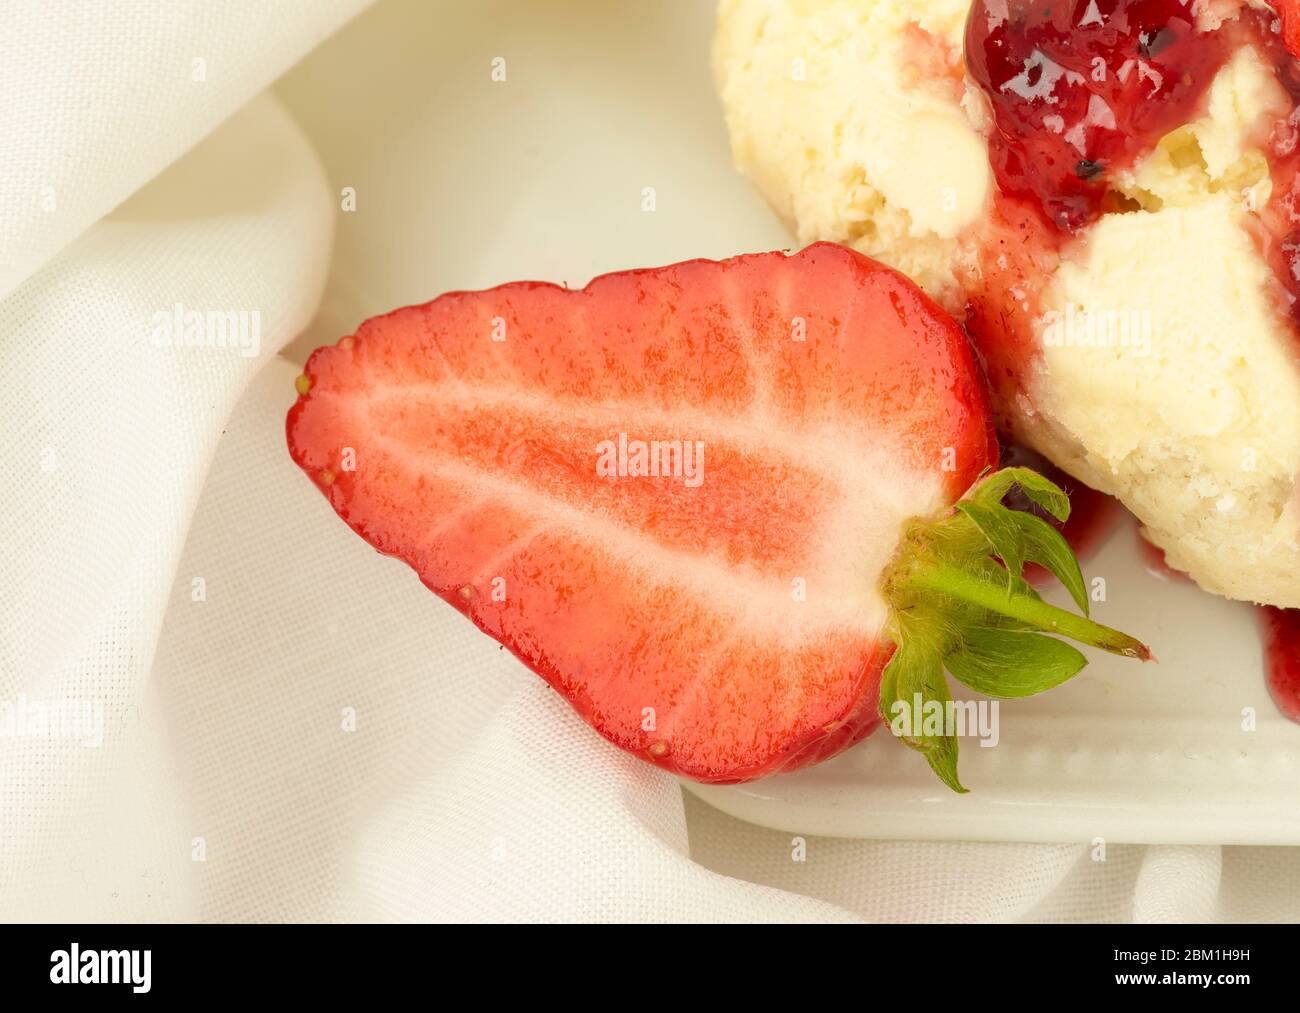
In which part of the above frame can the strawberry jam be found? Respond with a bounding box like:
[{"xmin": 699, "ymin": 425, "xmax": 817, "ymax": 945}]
[
  {"xmin": 961, "ymin": 2, "xmax": 1300, "ymax": 389},
  {"xmin": 1255, "ymin": 31, "xmax": 1300, "ymax": 319},
  {"xmin": 966, "ymin": 0, "xmax": 1238, "ymax": 233}
]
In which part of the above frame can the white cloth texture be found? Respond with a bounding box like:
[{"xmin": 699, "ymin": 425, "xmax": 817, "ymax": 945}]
[{"xmin": 2, "ymin": 0, "xmax": 1300, "ymax": 923}]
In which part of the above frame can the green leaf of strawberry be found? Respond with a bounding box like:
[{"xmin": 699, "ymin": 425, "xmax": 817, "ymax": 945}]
[
  {"xmin": 956, "ymin": 498, "xmax": 1027, "ymax": 585},
  {"xmin": 1010, "ymin": 511, "xmax": 1089, "ymax": 615},
  {"xmin": 880, "ymin": 637, "xmax": 966, "ymax": 793},
  {"xmin": 945, "ymin": 627, "xmax": 1087, "ymax": 699},
  {"xmin": 970, "ymin": 465, "xmax": 1071, "ymax": 521},
  {"xmin": 878, "ymin": 468, "xmax": 1150, "ymax": 788}
]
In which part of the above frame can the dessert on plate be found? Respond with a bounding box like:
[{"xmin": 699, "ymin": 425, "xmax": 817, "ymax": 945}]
[{"xmin": 715, "ymin": 0, "xmax": 1300, "ymax": 608}]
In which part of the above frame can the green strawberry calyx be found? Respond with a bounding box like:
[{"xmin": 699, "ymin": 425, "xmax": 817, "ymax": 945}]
[{"xmin": 878, "ymin": 467, "xmax": 1152, "ymax": 793}]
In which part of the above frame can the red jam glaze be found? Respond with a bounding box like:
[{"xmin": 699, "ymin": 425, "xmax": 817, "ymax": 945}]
[
  {"xmin": 999, "ymin": 439, "xmax": 1121, "ymax": 584},
  {"xmin": 965, "ymin": 0, "xmax": 1238, "ymax": 233},
  {"xmin": 1255, "ymin": 37, "xmax": 1300, "ymax": 320},
  {"xmin": 958, "ymin": 191, "xmax": 1062, "ymax": 413},
  {"xmin": 1260, "ymin": 606, "xmax": 1300, "ymax": 722},
  {"xmin": 961, "ymin": 1, "xmax": 1300, "ymax": 398}
]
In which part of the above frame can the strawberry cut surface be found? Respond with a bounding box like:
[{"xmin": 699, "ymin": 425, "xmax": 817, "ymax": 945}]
[{"xmin": 288, "ymin": 244, "xmax": 996, "ymax": 783}]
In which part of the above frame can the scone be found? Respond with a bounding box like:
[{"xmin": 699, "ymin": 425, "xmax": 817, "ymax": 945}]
[
  {"xmin": 714, "ymin": 0, "xmax": 991, "ymax": 311},
  {"xmin": 715, "ymin": 0, "xmax": 1300, "ymax": 607}
]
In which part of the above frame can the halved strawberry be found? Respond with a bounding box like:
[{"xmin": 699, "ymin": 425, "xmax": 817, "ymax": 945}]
[{"xmin": 288, "ymin": 244, "xmax": 1148, "ymax": 789}]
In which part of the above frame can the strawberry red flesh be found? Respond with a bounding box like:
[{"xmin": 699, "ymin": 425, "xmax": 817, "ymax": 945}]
[
  {"xmin": 1270, "ymin": 1, "xmax": 1300, "ymax": 61},
  {"xmin": 288, "ymin": 244, "xmax": 997, "ymax": 783}
]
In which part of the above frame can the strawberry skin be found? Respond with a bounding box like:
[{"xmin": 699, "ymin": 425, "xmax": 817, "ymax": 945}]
[{"xmin": 288, "ymin": 243, "xmax": 997, "ymax": 783}]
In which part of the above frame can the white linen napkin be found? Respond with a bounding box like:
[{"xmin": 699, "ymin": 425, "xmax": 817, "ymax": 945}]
[{"xmin": 4, "ymin": 0, "xmax": 1300, "ymax": 923}]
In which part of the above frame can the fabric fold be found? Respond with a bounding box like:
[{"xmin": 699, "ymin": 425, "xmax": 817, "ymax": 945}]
[
  {"xmin": 0, "ymin": 94, "xmax": 333, "ymax": 920},
  {"xmin": 0, "ymin": 0, "xmax": 370, "ymax": 302}
]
